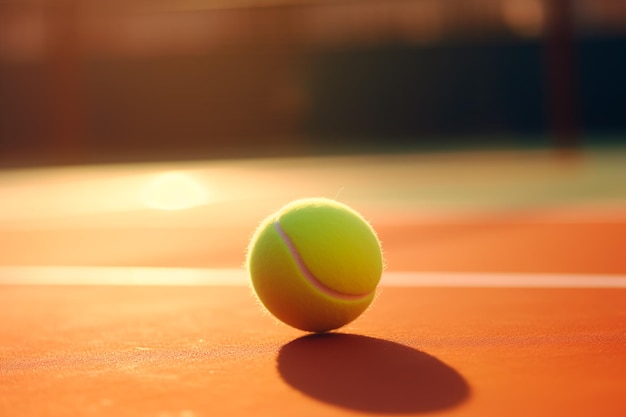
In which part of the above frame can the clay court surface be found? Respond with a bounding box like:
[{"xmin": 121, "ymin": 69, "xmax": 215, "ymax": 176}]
[{"xmin": 1, "ymin": 149, "xmax": 625, "ymax": 416}]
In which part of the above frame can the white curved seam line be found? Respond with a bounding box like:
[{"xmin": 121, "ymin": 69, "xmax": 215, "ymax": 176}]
[{"xmin": 273, "ymin": 221, "xmax": 371, "ymax": 301}]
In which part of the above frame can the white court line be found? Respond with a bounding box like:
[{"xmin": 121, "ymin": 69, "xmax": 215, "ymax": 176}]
[
  {"xmin": 383, "ymin": 272, "xmax": 626, "ymax": 288},
  {"xmin": 0, "ymin": 266, "xmax": 625, "ymax": 288}
]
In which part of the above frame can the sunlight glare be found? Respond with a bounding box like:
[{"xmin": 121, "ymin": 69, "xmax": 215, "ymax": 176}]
[{"xmin": 141, "ymin": 172, "xmax": 210, "ymax": 211}]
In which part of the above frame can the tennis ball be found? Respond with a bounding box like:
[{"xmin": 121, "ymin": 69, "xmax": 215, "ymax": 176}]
[{"xmin": 246, "ymin": 198, "xmax": 383, "ymax": 332}]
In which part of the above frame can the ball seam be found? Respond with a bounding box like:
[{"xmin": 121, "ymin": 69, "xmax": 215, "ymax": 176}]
[{"xmin": 273, "ymin": 221, "xmax": 373, "ymax": 302}]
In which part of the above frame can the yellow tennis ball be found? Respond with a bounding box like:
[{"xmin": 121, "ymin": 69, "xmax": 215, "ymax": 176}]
[{"xmin": 246, "ymin": 198, "xmax": 383, "ymax": 332}]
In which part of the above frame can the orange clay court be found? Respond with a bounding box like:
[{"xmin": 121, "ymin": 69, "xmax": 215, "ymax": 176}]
[{"xmin": 1, "ymin": 149, "xmax": 625, "ymax": 417}]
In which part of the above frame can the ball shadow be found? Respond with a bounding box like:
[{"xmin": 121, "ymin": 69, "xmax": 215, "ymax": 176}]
[{"xmin": 277, "ymin": 334, "xmax": 470, "ymax": 414}]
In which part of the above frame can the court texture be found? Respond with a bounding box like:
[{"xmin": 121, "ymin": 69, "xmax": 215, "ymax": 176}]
[{"xmin": 1, "ymin": 148, "xmax": 625, "ymax": 417}]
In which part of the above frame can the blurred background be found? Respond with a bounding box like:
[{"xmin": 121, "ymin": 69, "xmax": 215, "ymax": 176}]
[{"xmin": 0, "ymin": 0, "xmax": 625, "ymax": 167}]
